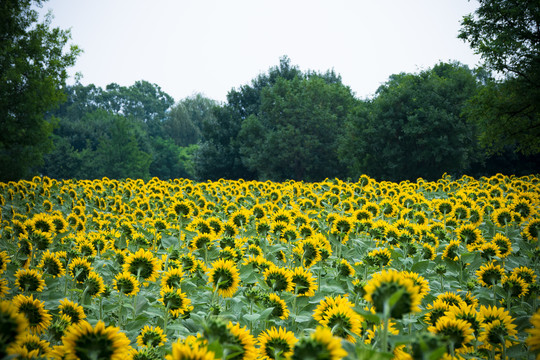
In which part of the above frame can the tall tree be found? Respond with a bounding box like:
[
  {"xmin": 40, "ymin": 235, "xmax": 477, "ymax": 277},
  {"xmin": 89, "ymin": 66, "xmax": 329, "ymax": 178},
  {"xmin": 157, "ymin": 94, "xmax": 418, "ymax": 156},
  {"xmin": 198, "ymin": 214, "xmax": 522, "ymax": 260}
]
[
  {"xmin": 0, "ymin": 0, "xmax": 81, "ymax": 181},
  {"xmin": 340, "ymin": 62, "xmax": 481, "ymax": 181},
  {"xmin": 459, "ymin": 0, "xmax": 540, "ymax": 154}
]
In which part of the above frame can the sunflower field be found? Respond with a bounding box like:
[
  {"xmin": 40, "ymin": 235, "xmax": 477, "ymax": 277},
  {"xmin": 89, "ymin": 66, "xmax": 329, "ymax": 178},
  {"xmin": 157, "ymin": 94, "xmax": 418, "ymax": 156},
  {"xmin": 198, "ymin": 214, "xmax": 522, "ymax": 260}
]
[{"xmin": 1, "ymin": 174, "xmax": 540, "ymax": 359}]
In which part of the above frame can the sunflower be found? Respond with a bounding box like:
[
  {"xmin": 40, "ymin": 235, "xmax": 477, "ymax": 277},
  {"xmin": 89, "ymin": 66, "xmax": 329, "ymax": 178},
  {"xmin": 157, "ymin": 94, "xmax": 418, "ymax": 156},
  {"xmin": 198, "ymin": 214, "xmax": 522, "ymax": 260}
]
[
  {"xmin": 294, "ymin": 238, "xmax": 322, "ymax": 268},
  {"xmin": 0, "ymin": 278, "xmax": 8, "ymax": 299},
  {"xmin": 511, "ymin": 266, "xmax": 537, "ymax": 285},
  {"xmin": 526, "ymin": 308, "xmax": 540, "ymax": 355},
  {"xmin": 424, "ymin": 299, "xmax": 450, "ymax": 327},
  {"xmin": 402, "ymin": 271, "xmax": 430, "ymax": 300},
  {"xmin": 0, "ymin": 300, "xmax": 29, "ymax": 357},
  {"xmin": 420, "ymin": 243, "xmax": 437, "ymax": 261},
  {"xmin": 14, "ymin": 268, "xmax": 46, "ymax": 293},
  {"xmin": 364, "ymin": 269, "xmax": 421, "ymax": 319},
  {"xmin": 29, "ymin": 212, "xmax": 56, "ymax": 234},
  {"xmin": 264, "ymin": 293, "xmax": 290, "ymax": 320},
  {"xmin": 83, "ymin": 271, "xmax": 106, "ymax": 298},
  {"xmin": 491, "ymin": 233, "xmax": 512, "ymax": 258},
  {"xmin": 436, "ymin": 292, "xmax": 466, "ymax": 308},
  {"xmin": 161, "ymin": 267, "xmax": 184, "ymax": 290},
  {"xmin": 123, "ymin": 248, "xmax": 161, "ymax": 284},
  {"xmin": 7, "ymin": 331, "xmax": 51, "ymax": 358},
  {"xmin": 170, "ymin": 200, "xmax": 193, "ymax": 220},
  {"xmin": 263, "ymin": 265, "xmax": 294, "ymax": 293},
  {"xmin": 68, "ymin": 257, "xmax": 93, "ymax": 284},
  {"xmin": 442, "ymin": 240, "xmax": 461, "ymax": 262},
  {"xmin": 189, "ymin": 233, "xmax": 216, "ymax": 252},
  {"xmin": 61, "ymin": 320, "xmax": 133, "ymax": 360},
  {"xmin": 320, "ymin": 303, "xmax": 363, "ymax": 343},
  {"xmin": 501, "ymin": 273, "xmax": 529, "ymax": 298},
  {"xmin": 0, "ymin": 250, "xmax": 11, "ymax": 274},
  {"xmin": 58, "ymin": 298, "xmax": 86, "ymax": 324},
  {"xmin": 455, "ymin": 224, "xmax": 483, "ymax": 250},
  {"xmin": 479, "ymin": 242, "xmax": 501, "ymax": 261},
  {"xmin": 476, "ymin": 262, "xmax": 505, "ymax": 288},
  {"xmin": 313, "ymin": 295, "xmax": 355, "ymax": 324},
  {"xmin": 478, "ymin": 318, "xmax": 518, "ymax": 350},
  {"xmin": 491, "ymin": 208, "xmax": 515, "ymax": 227},
  {"xmin": 436, "ymin": 199, "xmax": 453, "ymax": 216},
  {"xmin": 37, "ymin": 250, "xmax": 66, "ymax": 278},
  {"xmin": 29, "ymin": 229, "xmax": 53, "ymax": 251},
  {"xmin": 444, "ymin": 304, "xmax": 484, "ymax": 337},
  {"xmin": 336, "ymin": 259, "xmax": 355, "ymax": 277},
  {"xmin": 291, "ymin": 326, "xmax": 347, "ymax": 360},
  {"xmin": 208, "ymin": 258, "xmax": 241, "ymax": 298},
  {"xmin": 166, "ymin": 338, "xmax": 215, "ymax": 360},
  {"xmin": 12, "ymin": 294, "xmax": 52, "ymax": 334},
  {"xmin": 428, "ymin": 316, "xmax": 474, "ymax": 354},
  {"xmin": 524, "ymin": 218, "xmax": 540, "ymax": 241},
  {"xmin": 137, "ymin": 325, "xmax": 167, "ymax": 348},
  {"xmin": 366, "ymin": 248, "xmax": 392, "ymax": 268},
  {"xmin": 114, "ymin": 271, "xmax": 140, "ymax": 297},
  {"xmin": 257, "ymin": 326, "xmax": 298, "ymax": 360},
  {"xmin": 158, "ymin": 286, "xmax": 193, "ymax": 319},
  {"xmin": 49, "ymin": 313, "xmax": 73, "ymax": 342},
  {"xmin": 226, "ymin": 321, "xmax": 258, "ymax": 360},
  {"xmin": 291, "ymin": 267, "xmax": 317, "ymax": 297}
]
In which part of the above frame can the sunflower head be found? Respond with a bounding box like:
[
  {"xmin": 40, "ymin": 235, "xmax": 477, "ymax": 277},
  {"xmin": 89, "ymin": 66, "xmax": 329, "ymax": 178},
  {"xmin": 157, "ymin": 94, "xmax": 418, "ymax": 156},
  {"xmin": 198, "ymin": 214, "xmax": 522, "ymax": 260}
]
[
  {"xmin": 258, "ymin": 326, "xmax": 298, "ymax": 360},
  {"xmin": 291, "ymin": 326, "xmax": 347, "ymax": 360},
  {"xmin": 208, "ymin": 259, "xmax": 241, "ymax": 298},
  {"xmin": 137, "ymin": 325, "xmax": 167, "ymax": 348},
  {"xmin": 0, "ymin": 301, "xmax": 29, "ymax": 357}
]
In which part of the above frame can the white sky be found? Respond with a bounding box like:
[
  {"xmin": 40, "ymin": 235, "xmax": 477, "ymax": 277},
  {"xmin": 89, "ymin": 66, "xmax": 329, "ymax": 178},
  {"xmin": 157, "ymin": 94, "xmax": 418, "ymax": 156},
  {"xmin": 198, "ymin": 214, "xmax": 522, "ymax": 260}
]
[{"xmin": 37, "ymin": 0, "xmax": 482, "ymax": 103}]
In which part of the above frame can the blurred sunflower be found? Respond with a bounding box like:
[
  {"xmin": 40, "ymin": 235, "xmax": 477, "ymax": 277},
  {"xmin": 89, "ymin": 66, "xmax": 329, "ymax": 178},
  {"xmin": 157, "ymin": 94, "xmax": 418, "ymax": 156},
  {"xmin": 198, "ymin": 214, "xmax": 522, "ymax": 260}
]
[
  {"xmin": 336, "ymin": 259, "xmax": 355, "ymax": 277},
  {"xmin": 0, "ymin": 300, "xmax": 28, "ymax": 357},
  {"xmin": 420, "ymin": 243, "xmax": 437, "ymax": 261},
  {"xmin": 366, "ymin": 248, "xmax": 392, "ymax": 268},
  {"xmin": 476, "ymin": 262, "xmax": 505, "ymax": 288},
  {"xmin": 526, "ymin": 308, "xmax": 540, "ymax": 356},
  {"xmin": 442, "ymin": 240, "xmax": 461, "ymax": 262},
  {"xmin": 14, "ymin": 268, "xmax": 46, "ymax": 293},
  {"xmin": 123, "ymin": 248, "xmax": 161, "ymax": 284},
  {"xmin": 291, "ymin": 326, "xmax": 347, "ymax": 360},
  {"xmin": 455, "ymin": 224, "xmax": 484, "ymax": 250},
  {"xmin": 263, "ymin": 265, "xmax": 294, "ymax": 293},
  {"xmin": 428, "ymin": 316, "xmax": 474, "ymax": 355},
  {"xmin": 166, "ymin": 338, "xmax": 215, "ymax": 360},
  {"xmin": 227, "ymin": 321, "xmax": 258, "ymax": 360},
  {"xmin": 12, "ymin": 294, "xmax": 52, "ymax": 334},
  {"xmin": 6, "ymin": 331, "xmax": 51, "ymax": 359},
  {"xmin": 158, "ymin": 286, "xmax": 193, "ymax": 319},
  {"xmin": 61, "ymin": 320, "xmax": 133, "ymax": 360},
  {"xmin": 478, "ymin": 317, "xmax": 518, "ymax": 350},
  {"xmin": 257, "ymin": 326, "xmax": 298, "ymax": 360},
  {"xmin": 524, "ymin": 218, "xmax": 540, "ymax": 241},
  {"xmin": 424, "ymin": 299, "xmax": 451, "ymax": 327},
  {"xmin": 0, "ymin": 251, "xmax": 10, "ymax": 274},
  {"xmin": 137, "ymin": 325, "xmax": 167, "ymax": 348},
  {"xmin": 291, "ymin": 267, "xmax": 317, "ymax": 297},
  {"xmin": 402, "ymin": 271, "xmax": 430, "ymax": 300},
  {"xmin": 37, "ymin": 250, "xmax": 66, "ymax": 278},
  {"xmin": 208, "ymin": 258, "xmax": 240, "ymax": 298},
  {"xmin": 364, "ymin": 269, "xmax": 421, "ymax": 319},
  {"xmin": 320, "ymin": 303, "xmax": 363, "ymax": 343},
  {"xmin": 58, "ymin": 298, "xmax": 86, "ymax": 324}
]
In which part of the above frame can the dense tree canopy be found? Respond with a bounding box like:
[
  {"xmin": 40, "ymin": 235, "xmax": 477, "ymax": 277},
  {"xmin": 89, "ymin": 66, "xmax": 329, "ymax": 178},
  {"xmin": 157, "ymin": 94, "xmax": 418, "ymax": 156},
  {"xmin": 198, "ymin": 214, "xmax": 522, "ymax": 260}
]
[
  {"xmin": 339, "ymin": 62, "xmax": 482, "ymax": 182},
  {"xmin": 0, "ymin": 0, "xmax": 80, "ymax": 181},
  {"xmin": 459, "ymin": 0, "xmax": 540, "ymax": 154}
]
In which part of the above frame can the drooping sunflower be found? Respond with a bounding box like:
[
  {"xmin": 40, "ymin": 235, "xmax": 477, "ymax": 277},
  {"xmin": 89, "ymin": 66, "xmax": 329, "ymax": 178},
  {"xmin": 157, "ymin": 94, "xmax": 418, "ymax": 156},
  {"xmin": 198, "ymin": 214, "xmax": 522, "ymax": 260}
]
[
  {"xmin": 364, "ymin": 269, "xmax": 421, "ymax": 319},
  {"xmin": 424, "ymin": 298, "xmax": 450, "ymax": 327},
  {"xmin": 0, "ymin": 300, "xmax": 29, "ymax": 357},
  {"xmin": 526, "ymin": 308, "xmax": 540, "ymax": 356},
  {"xmin": 137, "ymin": 325, "xmax": 167, "ymax": 348},
  {"xmin": 0, "ymin": 250, "xmax": 11, "ymax": 274},
  {"xmin": 444, "ymin": 303, "xmax": 484, "ymax": 337},
  {"xmin": 476, "ymin": 262, "xmax": 505, "ymax": 288},
  {"xmin": 29, "ymin": 212, "xmax": 56, "ymax": 235},
  {"xmin": 420, "ymin": 243, "xmax": 437, "ymax": 261},
  {"xmin": 524, "ymin": 218, "xmax": 540, "ymax": 242},
  {"xmin": 208, "ymin": 258, "xmax": 241, "ymax": 298},
  {"xmin": 264, "ymin": 293, "xmax": 290, "ymax": 320},
  {"xmin": 158, "ymin": 286, "xmax": 193, "ymax": 319},
  {"xmin": 113, "ymin": 271, "xmax": 140, "ymax": 297},
  {"xmin": 491, "ymin": 207, "xmax": 515, "ymax": 227},
  {"xmin": 491, "ymin": 233, "xmax": 512, "ymax": 258},
  {"xmin": 166, "ymin": 337, "xmax": 215, "ymax": 360},
  {"xmin": 29, "ymin": 229, "xmax": 53, "ymax": 251},
  {"xmin": 58, "ymin": 298, "xmax": 86, "ymax": 324},
  {"xmin": 313, "ymin": 295, "xmax": 355, "ymax": 324},
  {"xmin": 478, "ymin": 318, "xmax": 518, "ymax": 350},
  {"xmin": 160, "ymin": 267, "xmax": 184, "ymax": 290},
  {"xmin": 291, "ymin": 267, "xmax": 317, "ymax": 297},
  {"xmin": 14, "ymin": 268, "xmax": 46, "ymax": 293},
  {"xmin": 263, "ymin": 265, "xmax": 294, "ymax": 293},
  {"xmin": 366, "ymin": 248, "xmax": 392, "ymax": 268},
  {"xmin": 226, "ymin": 321, "xmax": 258, "ymax": 360},
  {"xmin": 402, "ymin": 271, "xmax": 430, "ymax": 300},
  {"xmin": 123, "ymin": 248, "xmax": 161, "ymax": 285},
  {"xmin": 83, "ymin": 271, "xmax": 106, "ymax": 298},
  {"xmin": 455, "ymin": 223, "xmax": 484, "ymax": 250},
  {"xmin": 37, "ymin": 250, "xmax": 66, "ymax": 278},
  {"xmin": 336, "ymin": 259, "xmax": 355, "ymax": 277},
  {"xmin": 61, "ymin": 320, "xmax": 133, "ymax": 360},
  {"xmin": 511, "ymin": 266, "xmax": 537, "ymax": 285},
  {"xmin": 6, "ymin": 331, "xmax": 52, "ymax": 359},
  {"xmin": 479, "ymin": 242, "xmax": 501, "ymax": 261},
  {"xmin": 436, "ymin": 292, "xmax": 466, "ymax": 308},
  {"xmin": 428, "ymin": 316, "xmax": 474, "ymax": 354},
  {"xmin": 12, "ymin": 294, "xmax": 52, "ymax": 334},
  {"xmin": 68, "ymin": 257, "xmax": 93, "ymax": 284},
  {"xmin": 257, "ymin": 326, "xmax": 298, "ymax": 360},
  {"xmin": 442, "ymin": 240, "xmax": 461, "ymax": 262},
  {"xmin": 320, "ymin": 303, "xmax": 363, "ymax": 343},
  {"xmin": 291, "ymin": 326, "xmax": 347, "ymax": 360}
]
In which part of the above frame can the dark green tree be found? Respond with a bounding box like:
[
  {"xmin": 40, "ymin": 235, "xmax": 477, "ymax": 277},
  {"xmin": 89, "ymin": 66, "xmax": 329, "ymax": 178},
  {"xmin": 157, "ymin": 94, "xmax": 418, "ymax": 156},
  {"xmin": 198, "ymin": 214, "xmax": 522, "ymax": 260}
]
[
  {"xmin": 459, "ymin": 0, "xmax": 540, "ymax": 154},
  {"xmin": 340, "ymin": 62, "xmax": 481, "ymax": 181},
  {"xmin": 0, "ymin": 0, "xmax": 81, "ymax": 181},
  {"xmin": 239, "ymin": 75, "xmax": 356, "ymax": 181}
]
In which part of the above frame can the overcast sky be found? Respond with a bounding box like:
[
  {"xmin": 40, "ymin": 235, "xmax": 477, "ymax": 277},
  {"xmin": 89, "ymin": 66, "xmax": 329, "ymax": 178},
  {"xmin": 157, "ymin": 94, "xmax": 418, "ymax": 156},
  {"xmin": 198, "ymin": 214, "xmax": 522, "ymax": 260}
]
[{"xmin": 37, "ymin": 0, "xmax": 482, "ymax": 103}]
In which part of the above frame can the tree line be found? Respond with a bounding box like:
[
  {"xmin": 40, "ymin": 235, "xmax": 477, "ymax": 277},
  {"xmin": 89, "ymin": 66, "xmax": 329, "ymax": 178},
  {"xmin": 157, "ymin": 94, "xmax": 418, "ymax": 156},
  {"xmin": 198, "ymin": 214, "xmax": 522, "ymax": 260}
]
[{"xmin": 1, "ymin": 0, "xmax": 539, "ymax": 182}]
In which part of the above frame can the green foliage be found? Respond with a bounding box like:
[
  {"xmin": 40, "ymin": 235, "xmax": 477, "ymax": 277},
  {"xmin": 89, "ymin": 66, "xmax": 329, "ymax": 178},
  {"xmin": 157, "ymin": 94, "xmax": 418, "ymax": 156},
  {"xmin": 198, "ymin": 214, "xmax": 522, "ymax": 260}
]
[
  {"xmin": 339, "ymin": 62, "xmax": 481, "ymax": 182},
  {"xmin": 459, "ymin": 0, "xmax": 540, "ymax": 154},
  {"xmin": 0, "ymin": 0, "xmax": 81, "ymax": 181}
]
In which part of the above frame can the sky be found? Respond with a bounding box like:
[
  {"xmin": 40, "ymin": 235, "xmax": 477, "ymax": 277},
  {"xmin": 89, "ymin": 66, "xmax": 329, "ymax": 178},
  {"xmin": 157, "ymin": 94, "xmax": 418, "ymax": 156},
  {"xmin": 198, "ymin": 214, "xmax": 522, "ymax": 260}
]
[{"xmin": 37, "ymin": 0, "xmax": 482, "ymax": 103}]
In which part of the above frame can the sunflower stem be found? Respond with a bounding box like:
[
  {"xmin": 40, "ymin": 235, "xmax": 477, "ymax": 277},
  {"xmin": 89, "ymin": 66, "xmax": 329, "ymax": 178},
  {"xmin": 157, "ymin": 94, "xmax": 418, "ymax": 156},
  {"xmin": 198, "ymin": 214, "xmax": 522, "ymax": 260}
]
[{"xmin": 382, "ymin": 300, "xmax": 390, "ymax": 353}]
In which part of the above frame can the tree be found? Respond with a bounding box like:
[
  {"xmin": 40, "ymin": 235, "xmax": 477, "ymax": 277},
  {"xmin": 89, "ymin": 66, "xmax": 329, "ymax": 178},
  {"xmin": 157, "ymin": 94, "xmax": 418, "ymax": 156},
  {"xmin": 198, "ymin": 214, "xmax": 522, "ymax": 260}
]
[
  {"xmin": 0, "ymin": 0, "xmax": 81, "ymax": 181},
  {"xmin": 340, "ymin": 62, "xmax": 481, "ymax": 181},
  {"xmin": 238, "ymin": 76, "xmax": 356, "ymax": 181},
  {"xmin": 459, "ymin": 0, "xmax": 540, "ymax": 154}
]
